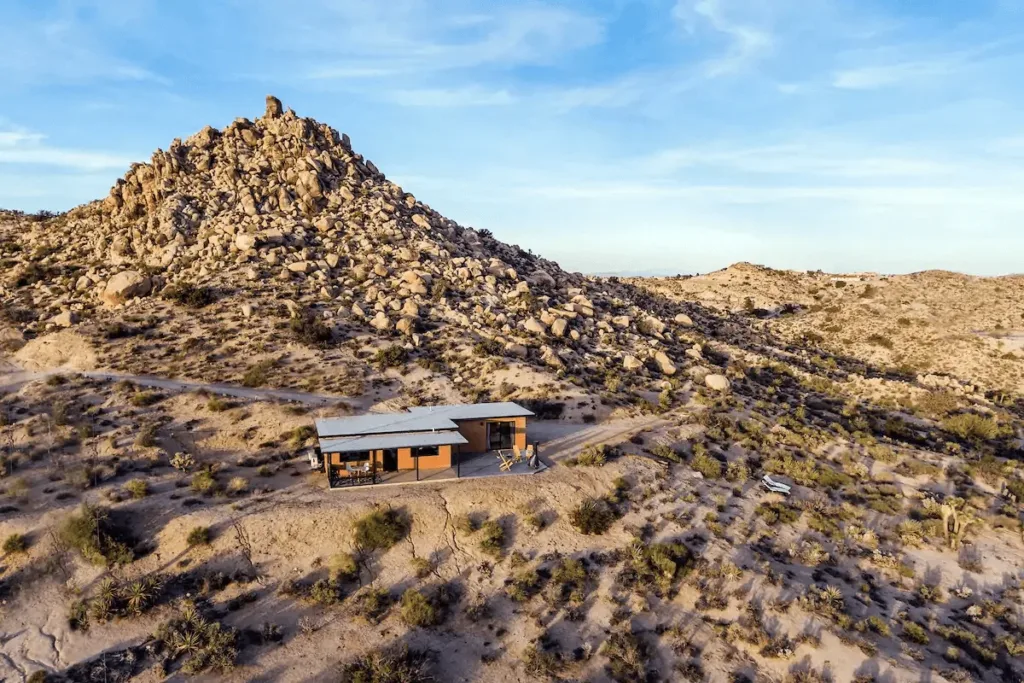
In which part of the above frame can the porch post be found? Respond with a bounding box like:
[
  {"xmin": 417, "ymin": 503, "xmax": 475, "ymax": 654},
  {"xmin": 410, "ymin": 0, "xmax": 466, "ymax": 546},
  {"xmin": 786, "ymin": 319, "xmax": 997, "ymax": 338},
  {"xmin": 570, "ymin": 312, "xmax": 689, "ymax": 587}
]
[
  {"xmin": 416, "ymin": 455, "xmax": 420, "ymax": 481},
  {"xmin": 456, "ymin": 445, "xmax": 461, "ymax": 478}
]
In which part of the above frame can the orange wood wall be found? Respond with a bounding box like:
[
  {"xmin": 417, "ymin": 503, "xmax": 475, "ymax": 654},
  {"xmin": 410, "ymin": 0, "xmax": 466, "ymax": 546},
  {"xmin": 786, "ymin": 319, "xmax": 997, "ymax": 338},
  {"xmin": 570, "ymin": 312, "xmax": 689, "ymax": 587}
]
[{"xmin": 456, "ymin": 417, "xmax": 527, "ymax": 453}]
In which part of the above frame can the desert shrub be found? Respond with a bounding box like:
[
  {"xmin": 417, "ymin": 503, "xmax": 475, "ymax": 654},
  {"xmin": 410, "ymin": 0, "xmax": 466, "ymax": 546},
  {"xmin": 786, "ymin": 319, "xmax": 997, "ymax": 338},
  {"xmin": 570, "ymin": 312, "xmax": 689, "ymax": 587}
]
[
  {"xmin": 156, "ymin": 601, "xmax": 237, "ymax": 674},
  {"xmin": 59, "ymin": 504, "xmax": 134, "ymax": 566},
  {"xmin": 523, "ymin": 643, "xmax": 568, "ymax": 678},
  {"xmin": 354, "ymin": 508, "xmax": 410, "ymax": 552},
  {"xmin": 755, "ymin": 501, "xmax": 801, "ymax": 526},
  {"xmin": 339, "ymin": 645, "xmax": 432, "ymax": 683},
  {"xmin": 136, "ymin": 424, "xmax": 158, "ymax": 448},
  {"xmin": 640, "ymin": 545, "xmax": 695, "ymax": 597},
  {"xmin": 942, "ymin": 413, "xmax": 1001, "ymax": 442},
  {"xmin": 353, "ymin": 587, "xmax": 393, "ymax": 623},
  {"xmin": 506, "ymin": 569, "xmax": 543, "ymax": 602},
  {"xmin": 241, "ymin": 359, "xmax": 275, "ymax": 388},
  {"xmin": 290, "ymin": 312, "xmax": 333, "ymax": 347},
  {"xmin": 400, "ymin": 589, "xmax": 441, "ymax": 628},
  {"xmin": 576, "ymin": 444, "xmax": 609, "ymax": 467},
  {"xmin": 478, "ymin": 520, "xmax": 505, "ymax": 558},
  {"xmin": 187, "ymin": 526, "xmax": 211, "ymax": 547},
  {"xmin": 206, "ymin": 396, "xmax": 230, "ymax": 412},
  {"xmin": 70, "ymin": 576, "xmax": 162, "ymax": 631},
  {"xmin": 124, "ymin": 479, "xmax": 150, "ymax": 499},
  {"xmin": 690, "ymin": 446, "xmax": 723, "ymax": 479},
  {"xmin": 130, "ymin": 391, "xmax": 162, "ymax": 407},
  {"xmin": 226, "ymin": 477, "xmax": 248, "ymax": 495},
  {"xmin": 569, "ymin": 499, "xmax": 616, "ymax": 535},
  {"xmin": 374, "ymin": 345, "xmax": 409, "ymax": 369},
  {"xmin": 548, "ymin": 558, "xmax": 591, "ymax": 606},
  {"xmin": 902, "ymin": 620, "xmax": 930, "ymax": 645},
  {"xmin": 3, "ymin": 532, "xmax": 28, "ymax": 554},
  {"xmin": 307, "ymin": 579, "xmax": 340, "ymax": 606},
  {"xmin": 725, "ymin": 460, "xmax": 749, "ymax": 483},
  {"xmin": 866, "ymin": 334, "xmax": 894, "ymax": 349},
  {"xmin": 650, "ymin": 443, "xmax": 683, "ymax": 463},
  {"xmin": 915, "ymin": 391, "xmax": 960, "ymax": 418},
  {"xmin": 329, "ymin": 552, "xmax": 359, "ymax": 582},
  {"xmin": 524, "ymin": 511, "xmax": 545, "ymax": 531},
  {"xmin": 163, "ymin": 282, "xmax": 216, "ymax": 308},
  {"xmin": 190, "ymin": 470, "xmax": 218, "ymax": 495},
  {"xmin": 602, "ymin": 629, "xmax": 649, "ymax": 683}
]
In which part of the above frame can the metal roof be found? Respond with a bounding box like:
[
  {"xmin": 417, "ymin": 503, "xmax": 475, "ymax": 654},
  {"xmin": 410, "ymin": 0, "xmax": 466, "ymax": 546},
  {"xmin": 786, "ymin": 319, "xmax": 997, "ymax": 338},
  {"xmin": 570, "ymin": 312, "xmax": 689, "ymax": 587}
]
[
  {"xmin": 406, "ymin": 401, "xmax": 535, "ymax": 421},
  {"xmin": 315, "ymin": 412, "xmax": 459, "ymax": 438},
  {"xmin": 318, "ymin": 430, "xmax": 468, "ymax": 454}
]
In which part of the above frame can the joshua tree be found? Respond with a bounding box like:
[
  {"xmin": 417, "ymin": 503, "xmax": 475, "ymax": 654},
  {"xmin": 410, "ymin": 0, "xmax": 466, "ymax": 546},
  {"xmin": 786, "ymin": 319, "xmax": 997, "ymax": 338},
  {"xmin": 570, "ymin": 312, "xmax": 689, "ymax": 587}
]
[{"xmin": 939, "ymin": 497, "xmax": 977, "ymax": 550}]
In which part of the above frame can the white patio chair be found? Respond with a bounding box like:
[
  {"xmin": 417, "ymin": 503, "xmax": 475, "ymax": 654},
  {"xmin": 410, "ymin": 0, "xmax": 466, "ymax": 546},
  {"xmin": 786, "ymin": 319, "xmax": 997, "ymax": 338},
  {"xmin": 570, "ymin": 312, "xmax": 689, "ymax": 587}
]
[{"xmin": 761, "ymin": 475, "xmax": 792, "ymax": 495}]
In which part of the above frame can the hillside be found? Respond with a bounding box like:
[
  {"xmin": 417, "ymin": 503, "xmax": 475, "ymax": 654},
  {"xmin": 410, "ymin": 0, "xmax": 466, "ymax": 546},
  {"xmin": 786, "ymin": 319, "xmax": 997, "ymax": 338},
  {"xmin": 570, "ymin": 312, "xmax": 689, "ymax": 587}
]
[
  {"xmin": 0, "ymin": 102, "xmax": 1023, "ymax": 683},
  {"xmin": 635, "ymin": 264, "xmax": 1024, "ymax": 394},
  {"xmin": 0, "ymin": 97, "xmax": 711, "ymax": 419}
]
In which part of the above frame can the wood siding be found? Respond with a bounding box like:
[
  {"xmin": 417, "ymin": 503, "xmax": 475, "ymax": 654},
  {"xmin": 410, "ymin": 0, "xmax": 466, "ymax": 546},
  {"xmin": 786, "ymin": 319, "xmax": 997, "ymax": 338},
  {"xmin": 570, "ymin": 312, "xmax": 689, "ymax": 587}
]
[{"xmin": 456, "ymin": 416, "xmax": 527, "ymax": 453}]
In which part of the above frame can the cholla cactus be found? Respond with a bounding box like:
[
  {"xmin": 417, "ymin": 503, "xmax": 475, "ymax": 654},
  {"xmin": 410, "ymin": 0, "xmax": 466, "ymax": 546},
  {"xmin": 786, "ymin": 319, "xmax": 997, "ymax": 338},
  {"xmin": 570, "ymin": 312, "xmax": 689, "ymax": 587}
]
[{"xmin": 171, "ymin": 451, "xmax": 196, "ymax": 473}]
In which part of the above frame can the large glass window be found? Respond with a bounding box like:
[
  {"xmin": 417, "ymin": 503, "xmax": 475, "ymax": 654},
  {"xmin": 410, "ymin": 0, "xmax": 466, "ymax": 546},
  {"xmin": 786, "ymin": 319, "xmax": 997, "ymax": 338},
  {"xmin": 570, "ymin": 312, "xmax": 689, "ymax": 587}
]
[
  {"xmin": 412, "ymin": 445, "xmax": 440, "ymax": 458},
  {"xmin": 488, "ymin": 421, "xmax": 514, "ymax": 450}
]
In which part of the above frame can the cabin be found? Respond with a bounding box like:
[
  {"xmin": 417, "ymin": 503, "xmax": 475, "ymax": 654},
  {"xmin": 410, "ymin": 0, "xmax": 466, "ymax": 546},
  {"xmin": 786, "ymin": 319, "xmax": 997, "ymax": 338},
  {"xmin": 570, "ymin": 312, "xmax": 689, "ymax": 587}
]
[{"xmin": 313, "ymin": 402, "xmax": 534, "ymax": 487}]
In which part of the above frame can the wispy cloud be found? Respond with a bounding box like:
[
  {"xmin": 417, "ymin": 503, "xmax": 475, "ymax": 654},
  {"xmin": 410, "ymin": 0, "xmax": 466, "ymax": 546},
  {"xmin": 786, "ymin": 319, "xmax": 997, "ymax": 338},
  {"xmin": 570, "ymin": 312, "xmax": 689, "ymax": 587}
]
[
  {"xmin": 673, "ymin": 0, "xmax": 773, "ymax": 76},
  {"xmin": 383, "ymin": 86, "xmax": 517, "ymax": 107},
  {"xmin": 0, "ymin": 125, "xmax": 133, "ymax": 171},
  {"xmin": 832, "ymin": 60, "xmax": 959, "ymax": 90}
]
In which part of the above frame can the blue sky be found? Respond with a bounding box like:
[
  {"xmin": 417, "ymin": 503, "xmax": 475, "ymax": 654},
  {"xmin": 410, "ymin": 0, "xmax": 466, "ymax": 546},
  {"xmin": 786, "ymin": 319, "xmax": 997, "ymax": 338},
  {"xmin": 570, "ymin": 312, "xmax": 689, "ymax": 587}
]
[{"xmin": 2, "ymin": 0, "xmax": 1024, "ymax": 275}]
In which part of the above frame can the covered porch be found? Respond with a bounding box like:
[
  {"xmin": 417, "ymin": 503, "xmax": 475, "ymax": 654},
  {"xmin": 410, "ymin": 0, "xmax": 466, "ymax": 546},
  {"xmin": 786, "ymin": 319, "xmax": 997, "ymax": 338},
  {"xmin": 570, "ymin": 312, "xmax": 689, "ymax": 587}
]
[{"xmin": 327, "ymin": 449, "xmax": 547, "ymax": 489}]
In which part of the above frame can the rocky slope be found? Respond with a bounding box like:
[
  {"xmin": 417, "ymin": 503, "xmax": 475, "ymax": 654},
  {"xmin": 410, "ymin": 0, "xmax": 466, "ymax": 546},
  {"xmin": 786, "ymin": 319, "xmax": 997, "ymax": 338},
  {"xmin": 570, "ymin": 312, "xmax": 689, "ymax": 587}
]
[
  {"xmin": 0, "ymin": 97, "xmax": 702, "ymax": 413},
  {"xmin": 636, "ymin": 264, "xmax": 1024, "ymax": 394}
]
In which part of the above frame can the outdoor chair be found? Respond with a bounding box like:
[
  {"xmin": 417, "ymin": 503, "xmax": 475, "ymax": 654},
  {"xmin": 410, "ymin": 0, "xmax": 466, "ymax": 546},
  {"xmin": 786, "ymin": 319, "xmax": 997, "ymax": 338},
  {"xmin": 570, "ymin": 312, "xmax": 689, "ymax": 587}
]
[
  {"xmin": 760, "ymin": 474, "xmax": 792, "ymax": 495},
  {"xmin": 495, "ymin": 451, "xmax": 514, "ymax": 472},
  {"xmin": 511, "ymin": 445, "xmax": 524, "ymax": 464}
]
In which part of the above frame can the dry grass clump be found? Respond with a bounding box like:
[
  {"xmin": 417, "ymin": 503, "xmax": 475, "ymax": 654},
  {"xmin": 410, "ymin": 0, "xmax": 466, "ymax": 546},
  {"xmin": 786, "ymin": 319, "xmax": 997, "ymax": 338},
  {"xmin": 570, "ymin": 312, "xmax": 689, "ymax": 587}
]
[
  {"xmin": 187, "ymin": 526, "xmax": 211, "ymax": 547},
  {"xmin": 162, "ymin": 282, "xmax": 216, "ymax": 308},
  {"xmin": 3, "ymin": 532, "xmax": 28, "ymax": 554}
]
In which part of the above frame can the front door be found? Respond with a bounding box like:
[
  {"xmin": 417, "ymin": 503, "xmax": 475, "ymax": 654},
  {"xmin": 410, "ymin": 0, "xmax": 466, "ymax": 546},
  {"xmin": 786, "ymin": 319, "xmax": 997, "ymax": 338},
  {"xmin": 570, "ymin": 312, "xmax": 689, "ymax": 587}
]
[
  {"xmin": 382, "ymin": 449, "xmax": 398, "ymax": 472},
  {"xmin": 488, "ymin": 421, "xmax": 514, "ymax": 451}
]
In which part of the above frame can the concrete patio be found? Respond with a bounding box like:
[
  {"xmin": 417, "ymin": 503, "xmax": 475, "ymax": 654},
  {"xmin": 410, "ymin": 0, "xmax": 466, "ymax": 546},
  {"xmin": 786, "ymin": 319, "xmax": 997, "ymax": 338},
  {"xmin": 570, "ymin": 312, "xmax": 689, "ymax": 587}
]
[{"xmin": 328, "ymin": 450, "xmax": 548, "ymax": 490}]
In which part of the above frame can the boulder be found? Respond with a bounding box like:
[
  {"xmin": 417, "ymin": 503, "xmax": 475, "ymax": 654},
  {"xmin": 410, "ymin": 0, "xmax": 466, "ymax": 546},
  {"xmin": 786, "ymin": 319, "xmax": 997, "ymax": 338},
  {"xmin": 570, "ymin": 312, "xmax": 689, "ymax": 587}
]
[
  {"xmin": 524, "ymin": 317, "xmax": 546, "ymax": 335},
  {"xmin": 370, "ymin": 312, "xmax": 391, "ymax": 331},
  {"xmin": 550, "ymin": 318, "xmax": 568, "ymax": 337},
  {"xmin": 654, "ymin": 351, "xmax": 677, "ymax": 376},
  {"xmin": 265, "ymin": 95, "xmax": 284, "ymax": 118},
  {"xmin": 101, "ymin": 271, "xmax": 152, "ymax": 305},
  {"xmin": 235, "ymin": 234, "xmax": 257, "ymax": 251},
  {"xmin": 675, "ymin": 313, "xmax": 694, "ymax": 326},
  {"xmin": 623, "ymin": 355, "xmax": 644, "ymax": 371},
  {"xmin": 705, "ymin": 374, "xmax": 731, "ymax": 391},
  {"xmin": 50, "ymin": 311, "xmax": 78, "ymax": 328}
]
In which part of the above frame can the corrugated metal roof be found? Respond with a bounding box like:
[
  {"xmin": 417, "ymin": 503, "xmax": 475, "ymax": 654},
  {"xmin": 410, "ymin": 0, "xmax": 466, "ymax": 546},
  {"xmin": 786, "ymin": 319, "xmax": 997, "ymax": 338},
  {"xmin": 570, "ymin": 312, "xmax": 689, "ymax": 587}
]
[
  {"xmin": 319, "ymin": 430, "xmax": 468, "ymax": 454},
  {"xmin": 315, "ymin": 412, "xmax": 459, "ymax": 438},
  {"xmin": 406, "ymin": 401, "xmax": 535, "ymax": 421}
]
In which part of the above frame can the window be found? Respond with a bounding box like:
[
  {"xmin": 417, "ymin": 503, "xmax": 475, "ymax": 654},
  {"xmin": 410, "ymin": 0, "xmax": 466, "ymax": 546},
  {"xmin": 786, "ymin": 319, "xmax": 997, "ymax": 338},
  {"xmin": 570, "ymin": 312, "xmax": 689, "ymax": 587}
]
[
  {"xmin": 341, "ymin": 451, "xmax": 371, "ymax": 463},
  {"xmin": 412, "ymin": 445, "xmax": 439, "ymax": 458},
  {"xmin": 488, "ymin": 421, "xmax": 514, "ymax": 450}
]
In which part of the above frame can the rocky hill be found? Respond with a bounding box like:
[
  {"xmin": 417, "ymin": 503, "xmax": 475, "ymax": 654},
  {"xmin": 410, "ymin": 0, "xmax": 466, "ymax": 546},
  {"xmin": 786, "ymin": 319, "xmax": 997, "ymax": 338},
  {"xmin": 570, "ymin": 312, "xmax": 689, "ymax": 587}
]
[
  {"xmin": 635, "ymin": 264, "xmax": 1024, "ymax": 394},
  {"xmin": 0, "ymin": 97, "xmax": 703, "ymax": 415}
]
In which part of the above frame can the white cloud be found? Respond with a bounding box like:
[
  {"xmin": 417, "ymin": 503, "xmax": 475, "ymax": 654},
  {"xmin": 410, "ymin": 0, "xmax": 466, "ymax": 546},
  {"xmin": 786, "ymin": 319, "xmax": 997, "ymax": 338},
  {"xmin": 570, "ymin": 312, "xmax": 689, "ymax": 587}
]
[
  {"xmin": 831, "ymin": 61, "xmax": 956, "ymax": 89},
  {"xmin": 384, "ymin": 87, "xmax": 516, "ymax": 107},
  {"xmin": 0, "ymin": 125, "xmax": 133, "ymax": 171},
  {"xmin": 642, "ymin": 142, "xmax": 957, "ymax": 178},
  {"xmin": 673, "ymin": 0, "xmax": 773, "ymax": 76}
]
